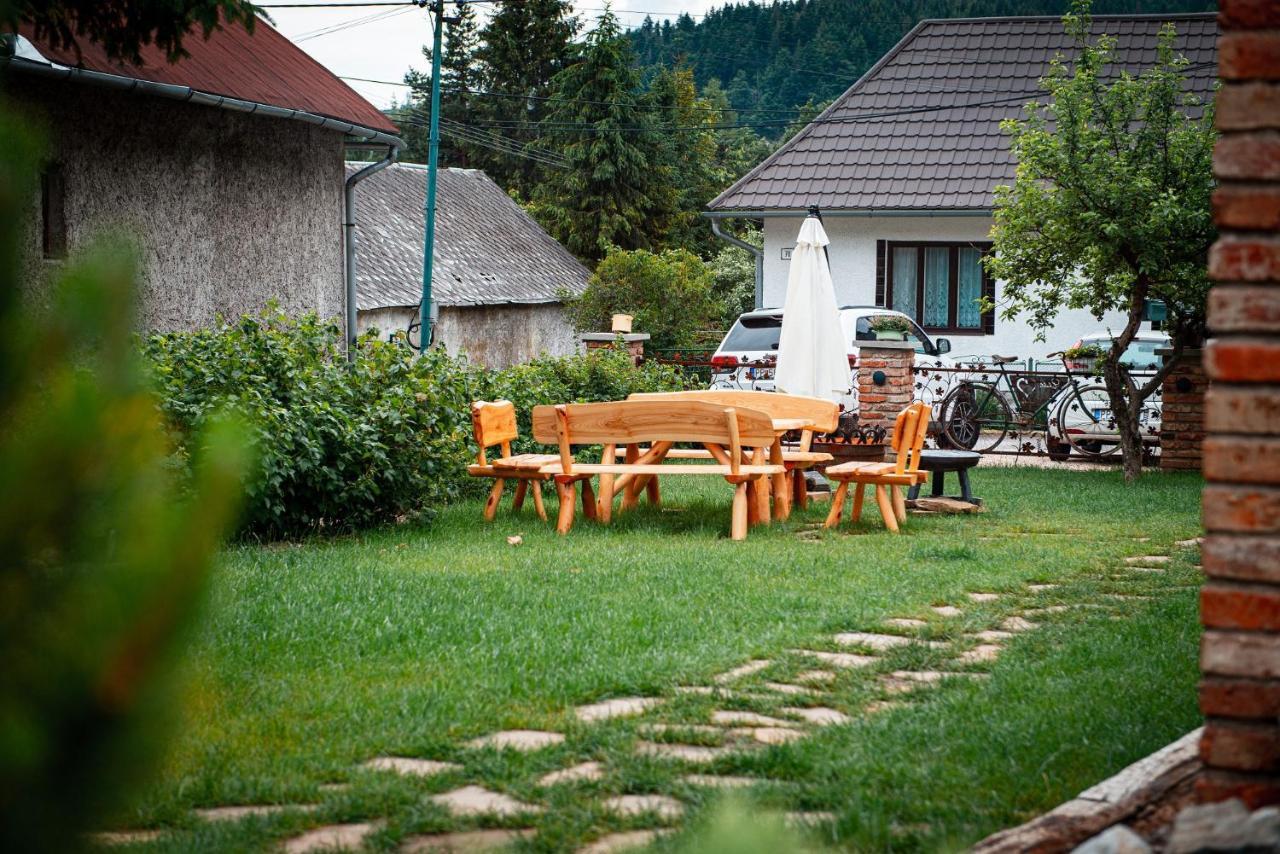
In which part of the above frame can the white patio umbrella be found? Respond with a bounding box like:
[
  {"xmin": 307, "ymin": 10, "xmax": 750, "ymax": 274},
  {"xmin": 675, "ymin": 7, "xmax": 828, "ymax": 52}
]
[{"xmin": 774, "ymin": 214, "xmax": 850, "ymax": 400}]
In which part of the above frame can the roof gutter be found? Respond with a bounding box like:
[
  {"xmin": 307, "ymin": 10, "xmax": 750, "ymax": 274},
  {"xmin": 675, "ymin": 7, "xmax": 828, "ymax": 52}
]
[
  {"xmin": 344, "ymin": 146, "xmax": 398, "ymax": 362},
  {"xmin": 703, "ymin": 208, "xmax": 992, "ymax": 218},
  {"xmin": 710, "ymin": 218, "xmax": 764, "ymax": 310}
]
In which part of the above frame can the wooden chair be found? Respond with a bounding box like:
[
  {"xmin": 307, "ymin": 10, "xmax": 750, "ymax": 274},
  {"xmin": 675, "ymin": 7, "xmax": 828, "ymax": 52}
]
[
  {"xmin": 626, "ymin": 390, "xmax": 839, "ymax": 520},
  {"xmin": 822, "ymin": 402, "xmax": 932, "ymax": 534},
  {"xmin": 466, "ymin": 400, "xmax": 560, "ymax": 522}
]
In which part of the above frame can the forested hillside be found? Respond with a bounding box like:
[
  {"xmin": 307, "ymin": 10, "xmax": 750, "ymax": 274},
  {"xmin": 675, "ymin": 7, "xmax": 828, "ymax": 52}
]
[{"xmin": 628, "ymin": 0, "xmax": 1216, "ymax": 128}]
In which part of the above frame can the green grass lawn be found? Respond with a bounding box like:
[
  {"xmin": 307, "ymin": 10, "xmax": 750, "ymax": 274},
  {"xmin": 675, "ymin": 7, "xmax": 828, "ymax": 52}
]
[{"xmin": 113, "ymin": 466, "xmax": 1203, "ymax": 852}]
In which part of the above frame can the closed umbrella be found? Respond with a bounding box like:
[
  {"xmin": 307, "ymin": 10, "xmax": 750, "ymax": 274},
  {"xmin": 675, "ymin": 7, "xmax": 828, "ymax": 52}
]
[{"xmin": 774, "ymin": 214, "xmax": 850, "ymax": 400}]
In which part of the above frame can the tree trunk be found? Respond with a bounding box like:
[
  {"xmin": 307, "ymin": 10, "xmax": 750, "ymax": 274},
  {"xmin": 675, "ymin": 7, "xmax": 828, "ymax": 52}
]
[{"xmin": 1101, "ymin": 358, "xmax": 1144, "ymax": 482}]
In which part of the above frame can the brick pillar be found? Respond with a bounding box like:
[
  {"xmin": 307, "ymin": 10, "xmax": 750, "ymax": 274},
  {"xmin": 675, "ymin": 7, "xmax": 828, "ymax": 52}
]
[
  {"xmin": 1197, "ymin": 0, "xmax": 1280, "ymax": 809},
  {"xmin": 580, "ymin": 332, "xmax": 649, "ymax": 366},
  {"xmin": 857, "ymin": 341, "xmax": 914, "ymax": 429},
  {"xmin": 1160, "ymin": 349, "xmax": 1207, "ymax": 471}
]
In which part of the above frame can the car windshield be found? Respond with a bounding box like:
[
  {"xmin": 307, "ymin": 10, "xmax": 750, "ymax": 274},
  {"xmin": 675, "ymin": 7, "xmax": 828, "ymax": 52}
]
[
  {"xmin": 1082, "ymin": 337, "xmax": 1165, "ymax": 370},
  {"xmin": 854, "ymin": 315, "xmax": 933, "ymax": 354},
  {"xmin": 721, "ymin": 315, "xmax": 781, "ymax": 352}
]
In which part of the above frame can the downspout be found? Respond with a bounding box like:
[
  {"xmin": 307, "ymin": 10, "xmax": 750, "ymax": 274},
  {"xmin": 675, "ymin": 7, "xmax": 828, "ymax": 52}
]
[
  {"xmin": 344, "ymin": 144, "xmax": 398, "ymax": 362},
  {"xmin": 710, "ymin": 218, "xmax": 764, "ymax": 310}
]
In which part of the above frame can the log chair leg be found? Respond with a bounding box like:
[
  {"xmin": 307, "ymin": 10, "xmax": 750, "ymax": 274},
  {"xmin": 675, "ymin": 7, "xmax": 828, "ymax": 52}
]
[
  {"xmin": 645, "ymin": 475, "xmax": 661, "ymax": 506},
  {"xmin": 771, "ymin": 442, "xmax": 790, "ymax": 521},
  {"xmin": 531, "ymin": 480, "xmax": 547, "ymax": 522},
  {"xmin": 751, "ymin": 448, "xmax": 770, "ymax": 525},
  {"xmin": 875, "ymin": 484, "xmax": 899, "ymax": 533},
  {"xmin": 556, "ymin": 481, "xmax": 577, "ymax": 535},
  {"xmin": 793, "ymin": 469, "xmax": 808, "ymax": 510},
  {"xmin": 852, "ymin": 482, "xmax": 866, "ymax": 522},
  {"xmin": 581, "ymin": 478, "xmax": 598, "ymax": 521},
  {"xmin": 731, "ymin": 482, "xmax": 749, "ymax": 541},
  {"xmin": 484, "ymin": 478, "xmax": 505, "ymax": 521},
  {"xmin": 512, "ymin": 480, "xmax": 528, "ymax": 513},
  {"xmin": 891, "ymin": 485, "xmax": 907, "ymax": 524},
  {"xmin": 598, "ymin": 473, "xmax": 615, "ymax": 524},
  {"xmin": 823, "ymin": 481, "xmax": 849, "ymax": 528}
]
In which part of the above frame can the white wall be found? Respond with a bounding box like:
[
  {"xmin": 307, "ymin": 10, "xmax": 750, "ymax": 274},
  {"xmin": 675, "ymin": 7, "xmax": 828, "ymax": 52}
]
[{"xmin": 762, "ymin": 214, "xmax": 1150, "ymax": 362}]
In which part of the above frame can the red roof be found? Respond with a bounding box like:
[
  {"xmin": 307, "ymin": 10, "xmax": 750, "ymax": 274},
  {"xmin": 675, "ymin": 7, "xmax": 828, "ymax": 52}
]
[{"xmin": 16, "ymin": 16, "xmax": 399, "ymax": 135}]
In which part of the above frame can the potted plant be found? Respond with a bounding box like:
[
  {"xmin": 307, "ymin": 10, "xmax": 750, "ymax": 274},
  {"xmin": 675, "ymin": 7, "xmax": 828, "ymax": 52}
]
[{"xmin": 869, "ymin": 314, "xmax": 910, "ymax": 341}]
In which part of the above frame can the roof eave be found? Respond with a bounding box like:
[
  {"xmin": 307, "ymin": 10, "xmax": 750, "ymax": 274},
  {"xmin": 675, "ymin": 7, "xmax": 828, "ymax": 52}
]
[{"xmin": 702, "ymin": 207, "xmax": 993, "ymax": 218}]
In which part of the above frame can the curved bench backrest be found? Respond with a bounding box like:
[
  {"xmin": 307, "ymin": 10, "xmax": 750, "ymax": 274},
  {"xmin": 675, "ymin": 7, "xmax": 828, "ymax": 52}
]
[
  {"xmin": 628, "ymin": 389, "xmax": 838, "ymax": 434},
  {"xmin": 531, "ymin": 400, "xmax": 776, "ymax": 447}
]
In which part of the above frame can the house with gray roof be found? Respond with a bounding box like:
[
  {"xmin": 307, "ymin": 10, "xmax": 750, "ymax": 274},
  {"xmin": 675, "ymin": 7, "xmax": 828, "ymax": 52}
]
[
  {"xmin": 707, "ymin": 13, "xmax": 1217, "ymax": 361},
  {"xmin": 348, "ymin": 162, "xmax": 590, "ymax": 368}
]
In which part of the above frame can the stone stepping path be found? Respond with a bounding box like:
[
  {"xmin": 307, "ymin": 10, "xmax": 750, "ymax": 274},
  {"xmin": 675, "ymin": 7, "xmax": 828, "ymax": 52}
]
[
  {"xmin": 601, "ymin": 794, "xmax": 684, "ymax": 821},
  {"xmin": 931, "ymin": 605, "xmax": 963, "ymax": 617},
  {"xmin": 467, "ymin": 730, "xmax": 563, "ymax": 752},
  {"xmin": 194, "ymin": 804, "xmax": 318, "ymax": 823},
  {"xmin": 681, "ymin": 774, "xmax": 768, "ymax": 788},
  {"xmin": 789, "ymin": 649, "xmax": 876, "ymax": 669},
  {"xmin": 884, "ymin": 618, "xmax": 928, "ymax": 629},
  {"xmin": 1176, "ymin": 537, "xmax": 1202, "ymax": 547},
  {"xmin": 430, "ymin": 786, "xmax": 543, "ymax": 817},
  {"xmin": 832, "ymin": 632, "xmax": 944, "ymax": 651},
  {"xmin": 968, "ymin": 592, "xmax": 1001, "ymax": 602},
  {"xmin": 639, "ymin": 723, "xmax": 722, "ymax": 737},
  {"xmin": 762, "ymin": 681, "xmax": 821, "ymax": 696},
  {"xmin": 1027, "ymin": 583, "xmax": 1059, "ymax": 592},
  {"xmin": 91, "ymin": 831, "xmax": 165, "ymax": 846},
  {"xmin": 635, "ymin": 741, "xmax": 739, "ymax": 763},
  {"xmin": 794, "ymin": 669, "xmax": 836, "ymax": 684},
  {"xmin": 973, "ymin": 629, "xmax": 1014, "ymax": 642},
  {"xmin": 284, "ymin": 822, "xmax": 380, "ymax": 853},
  {"xmin": 537, "ymin": 761, "xmax": 603, "ymax": 786},
  {"xmin": 401, "ymin": 828, "xmax": 535, "ymax": 853},
  {"xmin": 782, "ymin": 706, "xmax": 850, "ymax": 726},
  {"xmin": 1000, "ymin": 616, "xmax": 1036, "ymax": 632},
  {"xmin": 784, "ymin": 811, "xmax": 837, "ymax": 827},
  {"xmin": 735, "ymin": 726, "xmax": 806, "ymax": 745},
  {"xmin": 710, "ymin": 710, "xmax": 797, "ymax": 728},
  {"xmin": 578, "ymin": 829, "xmax": 671, "ymax": 854},
  {"xmin": 881, "ymin": 670, "xmax": 986, "ymax": 694},
  {"xmin": 956, "ymin": 644, "xmax": 1002, "ymax": 665},
  {"xmin": 574, "ymin": 697, "xmax": 661, "ymax": 722},
  {"xmin": 1125, "ymin": 555, "xmax": 1171, "ymax": 565},
  {"xmin": 713, "ymin": 659, "xmax": 770, "ymax": 683},
  {"xmin": 363, "ymin": 757, "xmax": 461, "ymax": 777},
  {"xmin": 1129, "ymin": 565, "xmax": 1166, "ymax": 573}
]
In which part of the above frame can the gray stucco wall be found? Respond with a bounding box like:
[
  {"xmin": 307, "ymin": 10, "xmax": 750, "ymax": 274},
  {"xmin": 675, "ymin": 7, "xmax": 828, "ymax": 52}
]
[
  {"xmin": 8, "ymin": 75, "xmax": 346, "ymax": 331},
  {"xmin": 357, "ymin": 302, "xmax": 578, "ymax": 369}
]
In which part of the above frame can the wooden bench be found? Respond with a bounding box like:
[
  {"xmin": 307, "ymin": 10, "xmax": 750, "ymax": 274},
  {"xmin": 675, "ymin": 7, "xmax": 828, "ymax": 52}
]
[
  {"xmin": 823, "ymin": 402, "xmax": 931, "ymax": 534},
  {"xmin": 531, "ymin": 400, "xmax": 784, "ymax": 540},
  {"xmin": 627, "ymin": 390, "xmax": 839, "ymax": 519},
  {"xmin": 467, "ymin": 400, "xmax": 561, "ymax": 522}
]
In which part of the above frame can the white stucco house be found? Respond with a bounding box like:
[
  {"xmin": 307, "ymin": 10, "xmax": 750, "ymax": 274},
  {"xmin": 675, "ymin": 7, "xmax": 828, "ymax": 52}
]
[{"xmin": 706, "ymin": 13, "xmax": 1217, "ymax": 362}]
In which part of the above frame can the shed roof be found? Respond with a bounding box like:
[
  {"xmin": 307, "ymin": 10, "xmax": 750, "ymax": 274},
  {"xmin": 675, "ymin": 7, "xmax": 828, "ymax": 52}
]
[
  {"xmin": 346, "ymin": 163, "xmax": 590, "ymax": 310},
  {"xmin": 708, "ymin": 13, "xmax": 1217, "ymax": 214},
  {"xmin": 11, "ymin": 16, "xmax": 398, "ymax": 135}
]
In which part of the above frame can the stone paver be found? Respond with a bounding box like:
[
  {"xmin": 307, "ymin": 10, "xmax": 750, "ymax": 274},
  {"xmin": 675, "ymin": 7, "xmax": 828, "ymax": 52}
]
[
  {"xmin": 194, "ymin": 804, "xmax": 318, "ymax": 822},
  {"xmin": 674, "ymin": 686, "xmax": 718, "ymax": 696},
  {"xmin": 401, "ymin": 828, "xmax": 536, "ymax": 853},
  {"xmin": 362, "ymin": 757, "xmax": 461, "ymax": 777},
  {"xmin": 745, "ymin": 727, "xmax": 807, "ymax": 745},
  {"xmin": 781, "ymin": 706, "xmax": 850, "ymax": 726},
  {"xmin": 956, "ymin": 644, "xmax": 1002, "ymax": 665},
  {"xmin": 1027, "ymin": 583, "xmax": 1059, "ymax": 592},
  {"xmin": 1176, "ymin": 538, "xmax": 1202, "ymax": 547},
  {"xmin": 537, "ymin": 761, "xmax": 603, "ymax": 786},
  {"xmin": 931, "ymin": 605, "xmax": 963, "ymax": 617},
  {"xmin": 884, "ymin": 618, "xmax": 928, "ymax": 629},
  {"xmin": 968, "ymin": 592, "xmax": 1001, "ymax": 602},
  {"xmin": 284, "ymin": 823, "xmax": 379, "ymax": 853},
  {"xmin": 319, "ymin": 783, "xmax": 350, "ymax": 794},
  {"xmin": 639, "ymin": 723, "xmax": 722, "ymax": 737},
  {"xmin": 713, "ymin": 659, "xmax": 771, "ymax": 683},
  {"xmin": 681, "ymin": 774, "xmax": 767, "ymax": 788},
  {"xmin": 1023, "ymin": 606, "xmax": 1069, "ymax": 616},
  {"xmin": 91, "ymin": 831, "xmax": 165, "ymax": 846},
  {"xmin": 973, "ymin": 630, "xmax": 1014, "ymax": 642},
  {"xmin": 1000, "ymin": 616, "xmax": 1036, "ymax": 632},
  {"xmin": 784, "ymin": 811, "xmax": 837, "ymax": 827},
  {"xmin": 578, "ymin": 829, "xmax": 671, "ymax": 854},
  {"xmin": 635, "ymin": 741, "xmax": 740, "ymax": 763},
  {"xmin": 762, "ymin": 681, "xmax": 821, "ymax": 696},
  {"xmin": 865, "ymin": 700, "xmax": 904, "ymax": 714},
  {"xmin": 467, "ymin": 730, "xmax": 564, "ymax": 752},
  {"xmin": 710, "ymin": 710, "xmax": 797, "ymax": 728},
  {"xmin": 573, "ymin": 697, "xmax": 661, "ymax": 722},
  {"xmin": 601, "ymin": 794, "xmax": 684, "ymax": 821},
  {"xmin": 833, "ymin": 631, "xmax": 943, "ymax": 650},
  {"xmin": 1125, "ymin": 555, "xmax": 1171, "ymax": 565},
  {"xmin": 789, "ymin": 650, "xmax": 877, "ymax": 669},
  {"xmin": 1128, "ymin": 566, "xmax": 1165, "ymax": 573},
  {"xmin": 881, "ymin": 670, "xmax": 985, "ymax": 694},
  {"xmin": 794, "ymin": 669, "xmax": 836, "ymax": 684},
  {"xmin": 430, "ymin": 786, "xmax": 543, "ymax": 817}
]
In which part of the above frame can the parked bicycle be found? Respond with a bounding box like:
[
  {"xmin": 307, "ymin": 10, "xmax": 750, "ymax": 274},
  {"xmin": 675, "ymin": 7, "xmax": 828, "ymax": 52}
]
[{"xmin": 937, "ymin": 353, "xmax": 1156, "ymax": 460}]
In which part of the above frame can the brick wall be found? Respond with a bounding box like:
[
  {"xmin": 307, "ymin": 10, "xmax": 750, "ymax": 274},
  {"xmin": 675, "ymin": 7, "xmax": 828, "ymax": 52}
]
[
  {"xmin": 857, "ymin": 343, "xmax": 914, "ymax": 429},
  {"xmin": 1161, "ymin": 350, "xmax": 1207, "ymax": 470},
  {"xmin": 1198, "ymin": 0, "xmax": 1280, "ymax": 809}
]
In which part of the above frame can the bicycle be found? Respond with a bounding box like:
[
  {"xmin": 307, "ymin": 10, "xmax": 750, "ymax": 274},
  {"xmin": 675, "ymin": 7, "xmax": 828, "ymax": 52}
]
[{"xmin": 937, "ymin": 353, "xmax": 1151, "ymax": 460}]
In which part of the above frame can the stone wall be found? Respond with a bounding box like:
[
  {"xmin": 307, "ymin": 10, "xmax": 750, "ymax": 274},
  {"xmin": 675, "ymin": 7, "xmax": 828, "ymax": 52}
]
[
  {"xmin": 7, "ymin": 75, "xmax": 347, "ymax": 333},
  {"xmin": 1160, "ymin": 350, "xmax": 1207, "ymax": 471},
  {"xmin": 1197, "ymin": 0, "xmax": 1280, "ymax": 809},
  {"xmin": 856, "ymin": 342, "xmax": 914, "ymax": 429},
  {"xmin": 356, "ymin": 302, "xmax": 578, "ymax": 370}
]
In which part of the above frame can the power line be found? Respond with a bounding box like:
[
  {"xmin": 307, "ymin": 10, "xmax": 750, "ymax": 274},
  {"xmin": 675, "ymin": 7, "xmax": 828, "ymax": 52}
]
[{"xmin": 292, "ymin": 5, "xmax": 416, "ymax": 41}]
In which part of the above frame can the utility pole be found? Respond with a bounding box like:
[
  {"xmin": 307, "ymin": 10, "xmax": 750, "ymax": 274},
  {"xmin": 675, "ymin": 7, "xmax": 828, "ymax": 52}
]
[{"xmin": 419, "ymin": 0, "xmax": 452, "ymax": 353}]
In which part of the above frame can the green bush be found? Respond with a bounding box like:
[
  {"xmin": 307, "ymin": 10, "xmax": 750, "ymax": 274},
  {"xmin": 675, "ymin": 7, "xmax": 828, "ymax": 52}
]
[{"xmin": 142, "ymin": 309, "xmax": 475, "ymax": 539}]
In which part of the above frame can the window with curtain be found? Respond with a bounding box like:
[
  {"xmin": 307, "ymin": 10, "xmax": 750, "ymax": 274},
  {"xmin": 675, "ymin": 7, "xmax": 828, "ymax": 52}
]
[{"xmin": 883, "ymin": 241, "xmax": 993, "ymax": 333}]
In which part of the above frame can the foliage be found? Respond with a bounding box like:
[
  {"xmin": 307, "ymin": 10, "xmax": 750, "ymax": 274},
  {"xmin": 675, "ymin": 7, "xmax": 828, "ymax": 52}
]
[
  {"xmin": 564, "ymin": 246, "xmax": 722, "ymax": 351},
  {"xmin": 985, "ymin": 1, "xmax": 1216, "ymax": 480},
  {"xmin": 532, "ymin": 11, "xmax": 678, "ymax": 261},
  {"xmin": 869, "ymin": 314, "xmax": 910, "ymax": 334},
  {"xmin": 141, "ymin": 310, "xmax": 476, "ymax": 539},
  {"xmin": 401, "ymin": 0, "xmax": 481, "ymax": 168},
  {"xmin": 707, "ymin": 223, "xmax": 760, "ymax": 325},
  {"xmin": 4, "ymin": 0, "xmax": 257, "ymax": 64},
  {"xmin": 0, "ymin": 117, "xmax": 246, "ymax": 849}
]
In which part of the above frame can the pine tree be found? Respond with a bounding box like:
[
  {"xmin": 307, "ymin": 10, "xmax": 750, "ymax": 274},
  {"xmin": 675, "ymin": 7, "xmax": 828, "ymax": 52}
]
[
  {"xmin": 402, "ymin": 2, "xmax": 480, "ymax": 166},
  {"xmin": 533, "ymin": 11, "xmax": 676, "ymax": 262}
]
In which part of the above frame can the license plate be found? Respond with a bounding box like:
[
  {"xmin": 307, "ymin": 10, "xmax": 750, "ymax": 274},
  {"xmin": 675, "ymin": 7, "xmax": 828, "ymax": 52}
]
[
  {"xmin": 749, "ymin": 368, "xmax": 774, "ymax": 380},
  {"xmin": 1092, "ymin": 408, "xmax": 1109, "ymax": 420}
]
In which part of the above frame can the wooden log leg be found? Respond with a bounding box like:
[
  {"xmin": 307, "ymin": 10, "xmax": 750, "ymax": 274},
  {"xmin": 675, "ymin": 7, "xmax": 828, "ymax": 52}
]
[
  {"xmin": 581, "ymin": 478, "xmax": 598, "ymax": 521},
  {"xmin": 752, "ymin": 448, "xmax": 770, "ymax": 526},
  {"xmin": 731, "ymin": 482, "xmax": 749, "ymax": 540},
  {"xmin": 793, "ymin": 469, "xmax": 808, "ymax": 510},
  {"xmin": 875, "ymin": 484, "xmax": 899, "ymax": 533},
  {"xmin": 891, "ymin": 485, "xmax": 907, "ymax": 524},
  {"xmin": 556, "ymin": 481, "xmax": 577, "ymax": 535},
  {"xmin": 621, "ymin": 445, "xmax": 641, "ymax": 511},
  {"xmin": 823, "ymin": 481, "xmax": 849, "ymax": 528},
  {"xmin": 598, "ymin": 472, "xmax": 614, "ymax": 523},
  {"xmin": 484, "ymin": 478, "xmax": 505, "ymax": 521},
  {"xmin": 531, "ymin": 480, "xmax": 547, "ymax": 522},
  {"xmin": 771, "ymin": 442, "xmax": 790, "ymax": 521},
  {"xmin": 646, "ymin": 475, "xmax": 661, "ymax": 506},
  {"xmin": 512, "ymin": 480, "xmax": 528, "ymax": 513},
  {"xmin": 852, "ymin": 482, "xmax": 866, "ymax": 522}
]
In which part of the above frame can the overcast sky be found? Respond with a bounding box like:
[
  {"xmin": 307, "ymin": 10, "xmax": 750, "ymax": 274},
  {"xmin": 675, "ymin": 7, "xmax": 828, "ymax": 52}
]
[{"xmin": 265, "ymin": 1, "xmax": 724, "ymax": 109}]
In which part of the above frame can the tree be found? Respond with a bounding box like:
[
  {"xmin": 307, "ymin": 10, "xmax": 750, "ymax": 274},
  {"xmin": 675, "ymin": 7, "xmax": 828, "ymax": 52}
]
[
  {"xmin": 533, "ymin": 11, "xmax": 676, "ymax": 262},
  {"xmin": 5, "ymin": 0, "xmax": 258, "ymax": 64},
  {"xmin": 647, "ymin": 66, "xmax": 721, "ymax": 256},
  {"xmin": 986, "ymin": 2, "xmax": 1216, "ymax": 481},
  {"xmin": 708, "ymin": 224, "xmax": 761, "ymax": 326}
]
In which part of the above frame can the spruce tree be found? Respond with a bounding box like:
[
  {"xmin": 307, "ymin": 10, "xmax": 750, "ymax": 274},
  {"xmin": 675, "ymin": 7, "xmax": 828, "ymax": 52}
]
[{"xmin": 403, "ymin": 2, "xmax": 480, "ymax": 166}]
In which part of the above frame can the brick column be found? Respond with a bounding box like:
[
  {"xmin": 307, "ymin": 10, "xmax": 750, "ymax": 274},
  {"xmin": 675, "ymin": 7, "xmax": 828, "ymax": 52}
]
[
  {"xmin": 1198, "ymin": 0, "xmax": 1280, "ymax": 809},
  {"xmin": 580, "ymin": 332, "xmax": 649, "ymax": 366},
  {"xmin": 1160, "ymin": 349, "xmax": 1207, "ymax": 471},
  {"xmin": 857, "ymin": 341, "xmax": 914, "ymax": 429}
]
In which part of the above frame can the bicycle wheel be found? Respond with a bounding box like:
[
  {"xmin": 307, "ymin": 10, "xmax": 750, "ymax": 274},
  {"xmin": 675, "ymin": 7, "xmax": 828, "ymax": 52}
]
[
  {"xmin": 1055, "ymin": 384, "xmax": 1122, "ymax": 459},
  {"xmin": 941, "ymin": 382, "xmax": 1011, "ymax": 453}
]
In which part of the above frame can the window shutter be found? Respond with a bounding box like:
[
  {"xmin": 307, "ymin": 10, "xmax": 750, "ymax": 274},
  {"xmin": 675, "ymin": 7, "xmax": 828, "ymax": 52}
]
[
  {"xmin": 982, "ymin": 267, "xmax": 996, "ymax": 334},
  {"xmin": 875, "ymin": 240, "xmax": 886, "ymax": 306}
]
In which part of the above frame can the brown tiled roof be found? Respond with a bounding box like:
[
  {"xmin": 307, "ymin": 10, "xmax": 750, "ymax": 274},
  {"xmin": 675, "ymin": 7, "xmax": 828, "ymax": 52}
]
[
  {"xmin": 346, "ymin": 163, "xmax": 590, "ymax": 310},
  {"xmin": 708, "ymin": 14, "xmax": 1218, "ymax": 213},
  {"xmin": 14, "ymin": 16, "xmax": 398, "ymax": 134}
]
